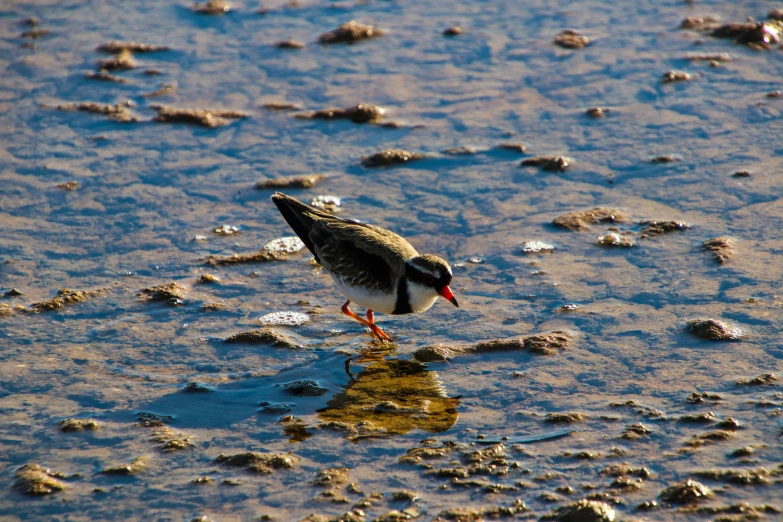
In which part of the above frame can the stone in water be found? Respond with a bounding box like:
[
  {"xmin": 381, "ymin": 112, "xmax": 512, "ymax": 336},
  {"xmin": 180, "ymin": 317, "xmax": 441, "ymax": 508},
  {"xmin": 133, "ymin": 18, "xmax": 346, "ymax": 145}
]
[
  {"xmin": 521, "ymin": 241, "xmax": 555, "ymax": 253},
  {"xmin": 259, "ymin": 311, "xmax": 310, "ymax": 326},
  {"xmin": 263, "ymin": 236, "xmax": 306, "ymax": 254}
]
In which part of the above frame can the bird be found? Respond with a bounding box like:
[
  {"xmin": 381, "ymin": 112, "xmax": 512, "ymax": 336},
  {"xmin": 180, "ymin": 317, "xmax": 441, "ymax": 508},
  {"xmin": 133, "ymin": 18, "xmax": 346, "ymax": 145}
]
[{"xmin": 270, "ymin": 192, "xmax": 459, "ymax": 341}]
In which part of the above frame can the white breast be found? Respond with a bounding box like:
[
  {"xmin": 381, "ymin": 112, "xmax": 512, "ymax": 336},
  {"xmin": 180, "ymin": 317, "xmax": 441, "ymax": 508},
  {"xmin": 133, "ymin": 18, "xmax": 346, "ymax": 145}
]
[
  {"xmin": 406, "ymin": 280, "xmax": 440, "ymax": 313},
  {"xmin": 332, "ymin": 276, "xmax": 397, "ymax": 314}
]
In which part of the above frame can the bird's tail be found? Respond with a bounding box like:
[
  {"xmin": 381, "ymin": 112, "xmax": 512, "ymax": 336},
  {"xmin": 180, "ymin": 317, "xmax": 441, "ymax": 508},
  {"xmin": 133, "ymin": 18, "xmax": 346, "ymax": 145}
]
[{"xmin": 270, "ymin": 192, "xmax": 324, "ymax": 261}]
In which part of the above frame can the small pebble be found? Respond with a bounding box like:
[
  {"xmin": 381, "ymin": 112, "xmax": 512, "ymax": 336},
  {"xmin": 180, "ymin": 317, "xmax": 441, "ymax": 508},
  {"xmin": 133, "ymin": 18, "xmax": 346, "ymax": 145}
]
[
  {"xmin": 258, "ymin": 311, "xmax": 310, "ymax": 326},
  {"xmin": 263, "ymin": 236, "xmax": 306, "ymax": 254},
  {"xmin": 520, "ymin": 241, "xmax": 555, "ymax": 253},
  {"xmin": 213, "ymin": 224, "xmax": 240, "ymax": 236}
]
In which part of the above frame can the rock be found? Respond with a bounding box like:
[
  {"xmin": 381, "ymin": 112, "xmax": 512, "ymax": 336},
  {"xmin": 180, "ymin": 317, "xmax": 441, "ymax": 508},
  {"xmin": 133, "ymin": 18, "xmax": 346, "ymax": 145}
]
[
  {"xmin": 224, "ymin": 328, "xmax": 297, "ymax": 348},
  {"xmin": 58, "ymin": 419, "xmax": 99, "ymax": 432},
  {"xmin": 258, "ymin": 311, "xmax": 310, "ymax": 326},
  {"xmin": 686, "ymin": 319, "xmax": 743, "ymax": 340},
  {"xmin": 283, "ymin": 380, "xmax": 327, "ymax": 396},
  {"xmin": 54, "ymin": 101, "xmax": 139, "ymax": 123},
  {"xmin": 97, "ymin": 49, "xmax": 136, "ymax": 70},
  {"xmin": 736, "ymin": 373, "xmax": 777, "ymax": 386},
  {"xmin": 313, "ymin": 467, "xmax": 350, "ymax": 487},
  {"xmin": 677, "ymin": 412, "xmax": 717, "ymax": 424},
  {"xmin": 319, "ymin": 21, "xmax": 382, "ymax": 44},
  {"xmin": 411, "ymin": 344, "xmax": 461, "ymax": 362},
  {"xmin": 412, "ymin": 332, "xmax": 573, "ymax": 361},
  {"xmin": 685, "ymin": 53, "xmax": 731, "ymax": 62},
  {"xmin": 150, "ymin": 105, "xmax": 247, "ymax": 128},
  {"xmin": 586, "ymin": 107, "xmax": 609, "ymax": 118},
  {"xmin": 258, "ymin": 401, "xmax": 293, "ymax": 414},
  {"xmin": 138, "ymin": 283, "xmax": 185, "ymax": 302},
  {"xmin": 545, "ymin": 499, "xmax": 615, "ymax": 521},
  {"xmin": 263, "ymin": 236, "xmax": 307, "ymax": 254},
  {"xmin": 214, "ymin": 452, "xmax": 298, "ymax": 473},
  {"xmin": 442, "ymin": 146, "xmax": 478, "ymax": 155},
  {"xmin": 554, "ymin": 30, "xmax": 590, "ymax": 49},
  {"xmin": 262, "ymin": 102, "xmax": 303, "ymax": 111},
  {"xmin": 595, "ymin": 231, "xmax": 635, "ymax": 248},
  {"xmin": 680, "ymin": 16, "xmax": 718, "ymax": 29},
  {"xmin": 712, "ymin": 21, "xmax": 781, "ymax": 47},
  {"xmin": 639, "ymin": 221, "xmax": 690, "ymax": 237},
  {"xmin": 546, "ymin": 412, "xmax": 588, "ymax": 424},
  {"xmin": 197, "ymin": 274, "xmax": 220, "ymax": 284},
  {"xmin": 662, "ymin": 71, "xmax": 691, "ymax": 83},
  {"xmin": 275, "ymin": 38, "xmax": 305, "ymax": 49},
  {"xmin": 651, "ymin": 155, "xmax": 679, "ymax": 163},
  {"xmin": 600, "ymin": 463, "xmax": 652, "ymax": 478},
  {"xmin": 309, "ymin": 195, "xmax": 341, "ymax": 213},
  {"xmin": 693, "ymin": 467, "xmax": 775, "ymax": 485},
  {"xmin": 256, "ymin": 174, "xmax": 326, "ymax": 190},
  {"xmin": 621, "ymin": 423, "xmax": 651, "ymax": 440},
  {"xmin": 520, "ymin": 241, "xmax": 555, "ymax": 253},
  {"xmin": 182, "ymin": 382, "xmax": 213, "ymax": 393},
  {"xmin": 391, "ymin": 490, "xmax": 419, "ymax": 501},
  {"xmin": 361, "ymin": 149, "xmax": 423, "ymax": 168},
  {"xmin": 14, "ymin": 464, "xmax": 67, "ymax": 495},
  {"xmin": 660, "ymin": 479, "xmax": 713, "ymax": 504},
  {"xmin": 213, "ymin": 224, "xmax": 240, "ymax": 236},
  {"xmin": 205, "ymin": 251, "xmax": 284, "ymax": 266},
  {"xmin": 192, "ymin": 0, "xmax": 230, "ymax": 14},
  {"xmin": 496, "ymin": 142, "xmax": 527, "ymax": 153},
  {"xmin": 28, "ymin": 288, "xmax": 106, "ymax": 312},
  {"xmin": 521, "ymin": 155, "xmax": 570, "ymax": 172},
  {"xmin": 298, "ymin": 104, "xmax": 386, "ymax": 123},
  {"xmin": 96, "ymin": 41, "xmax": 169, "ymax": 53},
  {"xmin": 552, "ymin": 208, "xmax": 628, "ymax": 231},
  {"xmin": 57, "ymin": 180, "xmax": 80, "ymax": 191},
  {"xmin": 101, "ymin": 456, "xmax": 147, "ymax": 475},
  {"xmin": 702, "ymin": 236, "xmax": 735, "ymax": 264}
]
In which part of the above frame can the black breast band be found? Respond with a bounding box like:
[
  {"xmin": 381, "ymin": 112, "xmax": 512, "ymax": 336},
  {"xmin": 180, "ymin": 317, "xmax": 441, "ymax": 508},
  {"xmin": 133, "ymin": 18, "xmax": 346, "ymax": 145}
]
[{"xmin": 392, "ymin": 276, "xmax": 412, "ymax": 315}]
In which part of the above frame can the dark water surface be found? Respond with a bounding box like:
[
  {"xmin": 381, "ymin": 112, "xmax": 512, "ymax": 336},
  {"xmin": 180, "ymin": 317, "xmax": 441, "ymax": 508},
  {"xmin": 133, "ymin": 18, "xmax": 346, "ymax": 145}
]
[{"xmin": 2, "ymin": 0, "xmax": 783, "ymax": 520}]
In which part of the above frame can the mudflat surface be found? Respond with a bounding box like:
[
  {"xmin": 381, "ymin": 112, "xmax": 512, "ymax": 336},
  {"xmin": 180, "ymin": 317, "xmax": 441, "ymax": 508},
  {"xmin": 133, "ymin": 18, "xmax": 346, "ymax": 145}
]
[{"xmin": 1, "ymin": 0, "xmax": 782, "ymax": 520}]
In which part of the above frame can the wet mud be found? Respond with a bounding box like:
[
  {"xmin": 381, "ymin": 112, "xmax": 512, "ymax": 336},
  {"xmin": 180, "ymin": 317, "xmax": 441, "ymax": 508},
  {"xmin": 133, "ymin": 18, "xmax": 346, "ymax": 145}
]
[{"xmin": 2, "ymin": 0, "xmax": 783, "ymax": 519}]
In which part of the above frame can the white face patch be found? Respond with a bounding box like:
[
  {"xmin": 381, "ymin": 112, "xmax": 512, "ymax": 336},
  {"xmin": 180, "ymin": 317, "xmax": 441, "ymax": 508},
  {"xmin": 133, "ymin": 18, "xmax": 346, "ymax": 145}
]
[{"xmin": 406, "ymin": 280, "xmax": 440, "ymax": 313}]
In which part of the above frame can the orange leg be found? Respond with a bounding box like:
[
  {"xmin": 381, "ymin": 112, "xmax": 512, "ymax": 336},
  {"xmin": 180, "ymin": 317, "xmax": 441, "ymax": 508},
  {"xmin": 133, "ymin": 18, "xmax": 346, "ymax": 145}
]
[
  {"xmin": 366, "ymin": 309, "xmax": 392, "ymax": 341},
  {"xmin": 341, "ymin": 301, "xmax": 391, "ymax": 341}
]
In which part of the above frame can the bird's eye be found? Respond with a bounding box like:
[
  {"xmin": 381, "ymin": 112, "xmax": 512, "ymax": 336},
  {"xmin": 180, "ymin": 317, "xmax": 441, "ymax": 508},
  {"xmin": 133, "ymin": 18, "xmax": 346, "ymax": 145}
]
[{"xmin": 423, "ymin": 274, "xmax": 435, "ymax": 285}]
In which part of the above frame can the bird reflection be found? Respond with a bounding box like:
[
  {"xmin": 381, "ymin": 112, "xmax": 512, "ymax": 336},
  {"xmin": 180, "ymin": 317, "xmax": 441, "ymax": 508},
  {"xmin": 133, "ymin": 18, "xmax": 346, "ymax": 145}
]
[{"xmin": 317, "ymin": 359, "xmax": 459, "ymax": 437}]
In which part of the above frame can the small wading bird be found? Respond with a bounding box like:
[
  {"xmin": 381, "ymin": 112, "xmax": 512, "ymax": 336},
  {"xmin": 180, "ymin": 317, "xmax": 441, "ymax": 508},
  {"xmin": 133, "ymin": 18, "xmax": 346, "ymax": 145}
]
[{"xmin": 271, "ymin": 192, "xmax": 459, "ymax": 340}]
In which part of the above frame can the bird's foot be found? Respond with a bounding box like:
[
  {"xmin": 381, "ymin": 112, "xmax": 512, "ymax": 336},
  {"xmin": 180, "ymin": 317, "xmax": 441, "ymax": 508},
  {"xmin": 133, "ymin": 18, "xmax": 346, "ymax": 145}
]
[{"xmin": 369, "ymin": 324, "xmax": 392, "ymax": 342}]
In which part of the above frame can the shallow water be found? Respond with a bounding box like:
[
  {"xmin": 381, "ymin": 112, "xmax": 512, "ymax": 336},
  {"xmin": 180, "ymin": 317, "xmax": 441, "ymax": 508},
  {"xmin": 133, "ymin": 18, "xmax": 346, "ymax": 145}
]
[{"xmin": 1, "ymin": 0, "xmax": 783, "ymax": 520}]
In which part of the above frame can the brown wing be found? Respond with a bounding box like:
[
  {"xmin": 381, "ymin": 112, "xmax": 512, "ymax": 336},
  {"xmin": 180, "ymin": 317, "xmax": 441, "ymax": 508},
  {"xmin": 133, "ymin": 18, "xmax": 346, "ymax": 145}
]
[
  {"xmin": 310, "ymin": 220, "xmax": 418, "ymax": 294},
  {"xmin": 272, "ymin": 192, "xmax": 418, "ymax": 293}
]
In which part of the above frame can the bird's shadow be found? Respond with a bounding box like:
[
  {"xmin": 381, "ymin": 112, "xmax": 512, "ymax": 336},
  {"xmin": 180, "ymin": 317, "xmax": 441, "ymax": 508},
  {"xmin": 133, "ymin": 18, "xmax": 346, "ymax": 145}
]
[
  {"xmin": 117, "ymin": 351, "xmax": 354, "ymax": 430},
  {"xmin": 112, "ymin": 341, "xmax": 459, "ymax": 440}
]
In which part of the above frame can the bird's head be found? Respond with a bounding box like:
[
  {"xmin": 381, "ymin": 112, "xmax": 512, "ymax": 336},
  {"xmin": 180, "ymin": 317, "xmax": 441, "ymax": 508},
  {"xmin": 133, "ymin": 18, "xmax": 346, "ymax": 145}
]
[{"xmin": 406, "ymin": 254, "xmax": 459, "ymax": 308}]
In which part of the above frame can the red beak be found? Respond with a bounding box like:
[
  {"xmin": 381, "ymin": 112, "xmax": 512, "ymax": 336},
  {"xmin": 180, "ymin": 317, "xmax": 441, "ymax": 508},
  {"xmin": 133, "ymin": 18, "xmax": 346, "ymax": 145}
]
[{"xmin": 439, "ymin": 285, "xmax": 459, "ymax": 307}]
